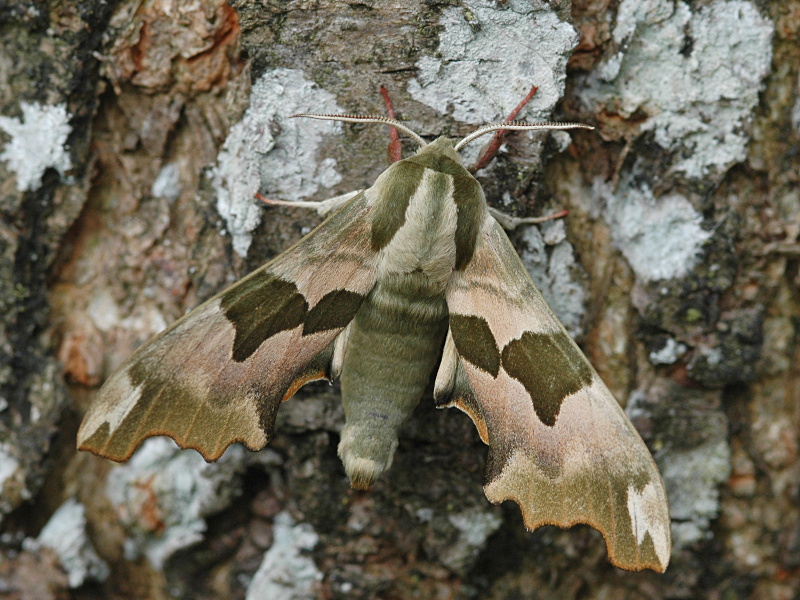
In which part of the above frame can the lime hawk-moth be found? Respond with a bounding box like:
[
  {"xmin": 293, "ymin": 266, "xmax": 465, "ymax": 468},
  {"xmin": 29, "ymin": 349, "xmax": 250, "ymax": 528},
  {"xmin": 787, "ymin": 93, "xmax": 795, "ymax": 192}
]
[{"xmin": 78, "ymin": 112, "xmax": 671, "ymax": 572}]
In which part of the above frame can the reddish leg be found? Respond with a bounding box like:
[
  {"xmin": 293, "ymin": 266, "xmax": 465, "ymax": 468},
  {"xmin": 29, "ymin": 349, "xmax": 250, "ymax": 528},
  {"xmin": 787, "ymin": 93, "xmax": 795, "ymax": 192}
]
[
  {"xmin": 469, "ymin": 84, "xmax": 538, "ymax": 174},
  {"xmin": 469, "ymin": 84, "xmax": 570, "ymax": 228},
  {"xmin": 380, "ymin": 86, "xmax": 403, "ymax": 163},
  {"xmin": 255, "ymin": 192, "xmax": 288, "ymax": 206}
]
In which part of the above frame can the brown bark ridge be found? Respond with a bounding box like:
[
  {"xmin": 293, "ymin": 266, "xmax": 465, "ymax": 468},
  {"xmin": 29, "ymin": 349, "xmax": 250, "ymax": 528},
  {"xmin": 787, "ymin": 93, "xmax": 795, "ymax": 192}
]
[{"xmin": 0, "ymin": 1, "xmax": 797, "ymax": 599}]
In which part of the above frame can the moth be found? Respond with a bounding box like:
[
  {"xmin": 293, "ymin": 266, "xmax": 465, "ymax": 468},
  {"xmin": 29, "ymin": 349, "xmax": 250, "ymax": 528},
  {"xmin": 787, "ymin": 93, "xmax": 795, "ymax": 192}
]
[{"xmin": 78, "ymin": 112, "xmax": 671, "ymax": 572}]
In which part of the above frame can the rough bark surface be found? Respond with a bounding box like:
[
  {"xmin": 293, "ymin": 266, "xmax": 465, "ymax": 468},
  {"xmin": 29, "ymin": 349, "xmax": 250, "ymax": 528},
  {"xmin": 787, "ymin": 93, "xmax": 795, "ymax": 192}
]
[{"xmin": 0, "ymin": 1, "xmax": 797, "ymax": 599}]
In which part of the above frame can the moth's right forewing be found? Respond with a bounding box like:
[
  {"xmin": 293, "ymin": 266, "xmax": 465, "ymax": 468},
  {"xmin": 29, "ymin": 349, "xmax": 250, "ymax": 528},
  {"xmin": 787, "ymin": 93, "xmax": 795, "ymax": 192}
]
[
  {"xmin": 439, "ymin": 216, "xmax": 671, "ymax": 573},
  {"xmin": 78, "ymin": 191, "xmax": 379, "ymax": 462}
]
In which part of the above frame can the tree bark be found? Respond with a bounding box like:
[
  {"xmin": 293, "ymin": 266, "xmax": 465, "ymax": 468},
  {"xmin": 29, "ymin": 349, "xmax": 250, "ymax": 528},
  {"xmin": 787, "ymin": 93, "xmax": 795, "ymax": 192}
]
[{"xmin": 0, "ymin": 1, "xmax": 797, "ymax": 599}]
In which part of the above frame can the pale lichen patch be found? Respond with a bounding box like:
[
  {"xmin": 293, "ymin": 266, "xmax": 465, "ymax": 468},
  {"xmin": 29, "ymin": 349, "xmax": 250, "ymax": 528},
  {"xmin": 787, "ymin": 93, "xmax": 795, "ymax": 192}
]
[
  {"xmin": 105, "ymin": 437, "xmax": 248, "ymax": 569},
  {"xmin": 211, "ymin": 68, "xmax": 343, "ymax": 257},
  {"xmin": 408, "ymin": 0, "xmax": 578, "ymax": 125},
  {"xmin": 580, "ymin": 0, "xmax": 773, "ymax": 179},
  {"xmin": 0, "ymin": 101, "xmax": 72, "ymax": 191},
  {"xmin": 597, "ymin": 178, "xmax": 711, "ymax": 281},
  {"xmin": 245, "ymin": 512, "xmax": 322, "ymax": 600},
  {"xmin": 33, "ymin": 499, "xmax": 110, "ymax": 588}
]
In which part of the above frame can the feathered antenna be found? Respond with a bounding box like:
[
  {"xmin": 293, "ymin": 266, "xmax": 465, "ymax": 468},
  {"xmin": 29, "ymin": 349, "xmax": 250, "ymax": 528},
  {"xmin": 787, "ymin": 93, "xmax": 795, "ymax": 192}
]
[
  {"xmin": 455, "ymin": 121, "xmax": 594, "ymax": 152},
  {"xmin": 291, "ymin": 113, "xmax": 427, "ymax": 148}
]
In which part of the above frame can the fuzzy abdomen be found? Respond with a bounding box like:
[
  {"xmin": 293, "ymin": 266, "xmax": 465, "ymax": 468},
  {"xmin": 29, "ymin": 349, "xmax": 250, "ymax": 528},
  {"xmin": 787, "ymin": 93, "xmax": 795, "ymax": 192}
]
[{"xmin": 338, "ymin": 272, "xmax": 448, "ymax": 489}]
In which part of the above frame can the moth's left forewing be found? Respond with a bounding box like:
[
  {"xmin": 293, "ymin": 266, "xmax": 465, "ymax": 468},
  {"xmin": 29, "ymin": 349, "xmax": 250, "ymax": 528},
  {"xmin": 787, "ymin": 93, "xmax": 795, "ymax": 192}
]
[
  {"xmin": 439, "ymin": 216, "xmax": 671, "ymax": 572},
  {"xmin": 79, "ymin": 191, "xmax": 379, "ymax": 462}
]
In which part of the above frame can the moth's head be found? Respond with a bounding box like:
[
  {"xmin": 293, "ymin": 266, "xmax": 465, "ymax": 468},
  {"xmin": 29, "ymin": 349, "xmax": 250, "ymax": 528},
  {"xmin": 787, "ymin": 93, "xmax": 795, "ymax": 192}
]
[
  {"xmin": 414, "ymin": 136, "xmax": 461, "ymax": 163},
  {"xmin": 290, "ymin": 113, "xmax": 593, "ymax": 164}
]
